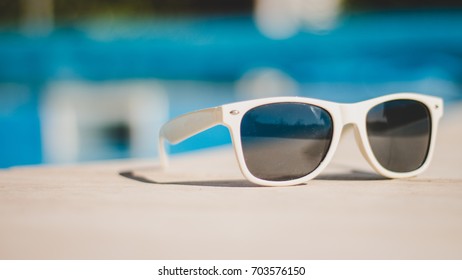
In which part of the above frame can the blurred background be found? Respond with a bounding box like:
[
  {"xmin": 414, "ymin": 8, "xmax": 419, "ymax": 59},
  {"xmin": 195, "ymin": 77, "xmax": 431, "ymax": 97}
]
[{"xmin": 0, "ymin": 0, "xmax": 461, "ymax": 168}]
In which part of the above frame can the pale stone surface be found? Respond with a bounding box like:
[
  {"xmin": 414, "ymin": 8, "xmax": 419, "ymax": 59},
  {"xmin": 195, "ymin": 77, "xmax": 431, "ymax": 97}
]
[{"xmin": 0, "ymin": 104, "xmax": 461, "ymax": 259}]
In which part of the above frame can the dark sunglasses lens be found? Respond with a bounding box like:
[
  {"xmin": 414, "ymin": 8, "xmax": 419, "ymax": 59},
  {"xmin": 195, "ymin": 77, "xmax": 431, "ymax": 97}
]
[
  {"xmin": 366, "ymin": 99, "xmax": 431, "ymax": 173},
  {"xmin": 240, "ymin": 102, "xmax": 333, "ymax": 181}
]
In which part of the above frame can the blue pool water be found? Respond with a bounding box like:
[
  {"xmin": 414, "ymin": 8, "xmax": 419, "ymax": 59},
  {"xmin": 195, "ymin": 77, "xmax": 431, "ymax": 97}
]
[{"xmin": 0, "ymin": 10, "xmax": 461, "ymax": 167}]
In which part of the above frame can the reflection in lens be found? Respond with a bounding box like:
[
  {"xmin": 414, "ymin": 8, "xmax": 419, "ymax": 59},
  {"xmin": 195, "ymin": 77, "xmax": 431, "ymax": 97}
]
[
  {"xmin": 366, "ymin": 100, "xmax": 431, "ymax": 173},
  {"xmin": 240, "ymin": 102, "xmax": 333, "ymax": 181}
]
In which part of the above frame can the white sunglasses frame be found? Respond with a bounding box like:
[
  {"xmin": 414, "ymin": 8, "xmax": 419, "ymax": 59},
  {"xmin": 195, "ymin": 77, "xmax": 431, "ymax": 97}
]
[{"xmin": 159, "ymin": 93, "xmax": 443, "ymax": 186}]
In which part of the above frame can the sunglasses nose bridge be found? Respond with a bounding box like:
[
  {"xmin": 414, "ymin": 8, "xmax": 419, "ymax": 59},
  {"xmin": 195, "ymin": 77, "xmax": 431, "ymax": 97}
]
[{"xmin": 339, "ymin": 103, "xmax": 362, "ymax": 126}]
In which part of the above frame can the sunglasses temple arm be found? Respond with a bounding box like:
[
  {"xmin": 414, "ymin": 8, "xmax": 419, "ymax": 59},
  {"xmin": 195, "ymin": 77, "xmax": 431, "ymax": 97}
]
[{"xmin": 158, "ymin": 107, "xmax": 223, "ymax": 168}]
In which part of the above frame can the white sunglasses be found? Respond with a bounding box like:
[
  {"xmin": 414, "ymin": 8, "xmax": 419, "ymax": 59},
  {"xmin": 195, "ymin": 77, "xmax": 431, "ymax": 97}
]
[{"xmin": 159, "ymin": 93, "xmax": 443, "ymax": 186}]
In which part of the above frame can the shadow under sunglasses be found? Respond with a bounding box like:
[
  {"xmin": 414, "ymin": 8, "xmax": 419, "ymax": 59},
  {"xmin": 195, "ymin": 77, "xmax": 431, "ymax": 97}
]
[{"xmin": 118, "ymin": 166, "xmax": 387, "ymax": 188}]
